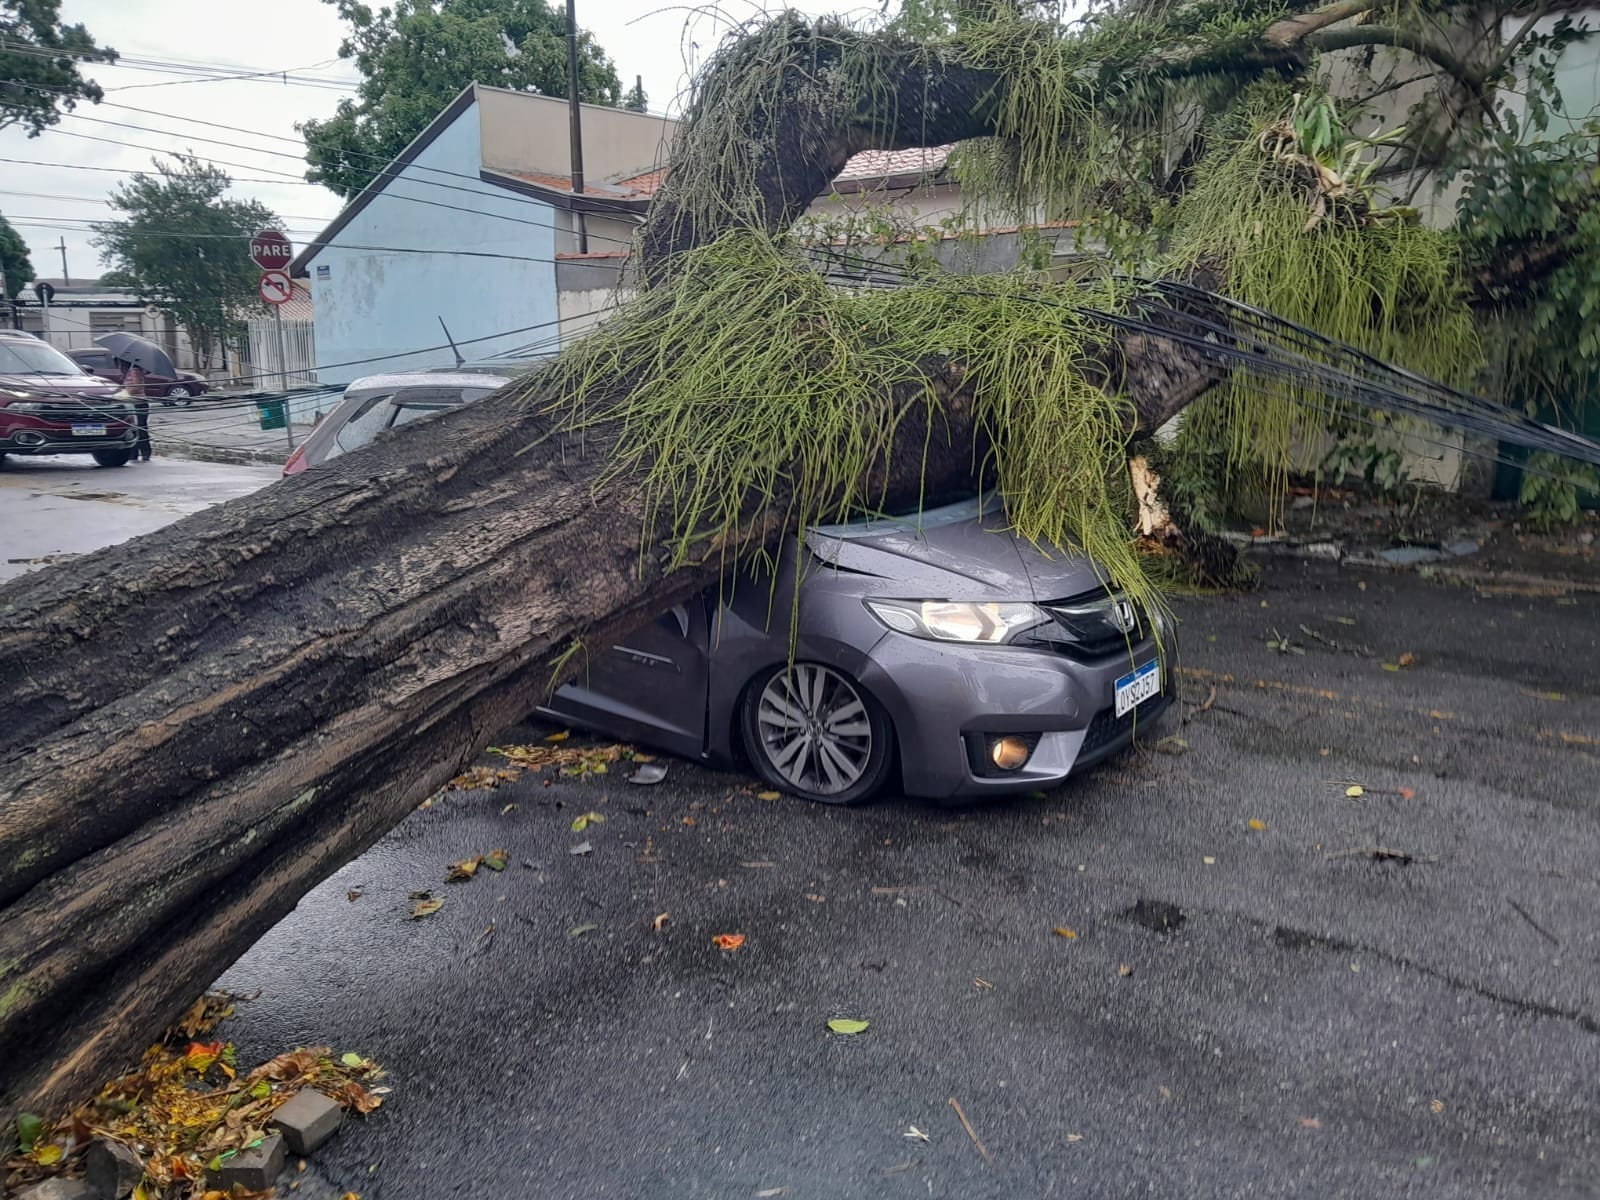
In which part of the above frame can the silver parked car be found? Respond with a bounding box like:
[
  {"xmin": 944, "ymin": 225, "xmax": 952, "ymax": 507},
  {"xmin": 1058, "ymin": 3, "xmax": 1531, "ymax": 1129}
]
[{"xmin": 543, "ymin": 495, "xmax": 1170, "ymax": 804}]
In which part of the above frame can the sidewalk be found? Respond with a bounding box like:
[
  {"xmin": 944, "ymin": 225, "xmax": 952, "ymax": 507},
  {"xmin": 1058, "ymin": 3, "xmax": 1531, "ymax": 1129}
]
[{"xmin": 147, "ymin": 392, "xmax": 331, "ymax": 466}]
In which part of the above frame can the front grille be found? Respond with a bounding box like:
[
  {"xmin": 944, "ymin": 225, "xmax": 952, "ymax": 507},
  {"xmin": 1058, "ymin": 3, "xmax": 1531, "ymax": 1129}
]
[
  {"xmin": 1018, "ymin": 590, "xmax": 1148, "ymax": 660},
  {"xmin": 1081, "ymin": 694, "xmax": 1164, "ymax": 756},
  {"xmin": 23, "ymin": 402, "xmax": 134, "ymax": 422}
]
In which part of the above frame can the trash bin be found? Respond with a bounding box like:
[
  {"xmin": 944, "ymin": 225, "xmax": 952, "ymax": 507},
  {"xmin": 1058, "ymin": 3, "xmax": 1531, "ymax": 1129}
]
[{"xmin": 255, "ymin": 399, "xmax": 286, "ymax": 430}]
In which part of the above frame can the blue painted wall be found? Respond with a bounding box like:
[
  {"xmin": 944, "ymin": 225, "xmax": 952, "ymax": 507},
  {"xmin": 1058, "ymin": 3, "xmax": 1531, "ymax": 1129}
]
[{"xmin": 307, "ymin": 100, "xmax": 558, "ymax": 388}]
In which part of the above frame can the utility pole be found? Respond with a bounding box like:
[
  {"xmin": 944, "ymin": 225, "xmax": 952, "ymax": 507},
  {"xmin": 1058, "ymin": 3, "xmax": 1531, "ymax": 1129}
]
[
  {"xmin": 57, "ymin": 238, "xmax": 69, "ymax": 286},
  {"xmin": 565, "ymin": 0, "xmax": 589, "ymax": 254}
]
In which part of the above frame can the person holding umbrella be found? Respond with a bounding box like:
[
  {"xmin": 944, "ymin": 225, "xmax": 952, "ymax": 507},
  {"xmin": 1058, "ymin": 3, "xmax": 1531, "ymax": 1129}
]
[
  {"xmin": 95, "ymin": 333, "xmax": 177, "ymax": 464},
  {"xmin": 115, "ymin": 356, "xmax": 152, "ymax": 461}
]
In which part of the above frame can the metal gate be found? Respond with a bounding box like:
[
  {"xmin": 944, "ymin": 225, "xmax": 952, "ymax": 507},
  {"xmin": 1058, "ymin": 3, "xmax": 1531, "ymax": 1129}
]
[{"xmin": 245, "ymin": 317, "xmax": 317, "ymax": 389}]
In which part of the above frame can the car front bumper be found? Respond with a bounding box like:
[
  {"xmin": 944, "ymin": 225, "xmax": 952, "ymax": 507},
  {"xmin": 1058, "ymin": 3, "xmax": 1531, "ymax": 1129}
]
[
  {"xmin": 0, "ymin": 425, "xmax": 138, "ymax": 455},
  {"xmin": 856, "ymin": 636, "xmax": 1171, "ymax": 799}
]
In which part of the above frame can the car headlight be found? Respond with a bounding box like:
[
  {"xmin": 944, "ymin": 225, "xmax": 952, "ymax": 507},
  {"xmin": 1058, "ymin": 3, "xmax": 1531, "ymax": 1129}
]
[
  {"xmin": 864, "ymin": 599, "xmax": 1047, "ymax": 644},
  {"xmin": 4, "ymin": 400, "xmax": 46, "ymax": 411}
]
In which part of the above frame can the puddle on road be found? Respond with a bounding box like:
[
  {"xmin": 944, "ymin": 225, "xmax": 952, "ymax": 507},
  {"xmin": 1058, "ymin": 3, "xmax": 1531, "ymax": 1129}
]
[{"xmin": 1124, "ymin": 898, "xmax": 1186, "ymax": 934}]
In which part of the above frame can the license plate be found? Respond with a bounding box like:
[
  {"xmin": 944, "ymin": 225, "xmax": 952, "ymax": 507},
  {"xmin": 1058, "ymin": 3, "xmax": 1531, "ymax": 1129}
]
[
  {"xmin": 1114, "ymin": 660, "xmax": 1161, "ymax": 717},
  {"xmin": 71, "ymin": 423, "xmax": 107, "ymax": 437}
]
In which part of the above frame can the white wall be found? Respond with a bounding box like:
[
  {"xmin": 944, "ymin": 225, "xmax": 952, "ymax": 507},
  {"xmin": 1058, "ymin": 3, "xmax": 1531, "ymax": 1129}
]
[{"xmin": 307, "ymin": 100, "xmax": 559, "ymax": 389}]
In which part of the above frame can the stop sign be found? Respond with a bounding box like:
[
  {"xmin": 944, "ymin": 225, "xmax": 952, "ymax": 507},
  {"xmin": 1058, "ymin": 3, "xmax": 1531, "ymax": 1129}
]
[{"xmin": 249, "ymin": 229, "xmax": 294, "ymax": 271}]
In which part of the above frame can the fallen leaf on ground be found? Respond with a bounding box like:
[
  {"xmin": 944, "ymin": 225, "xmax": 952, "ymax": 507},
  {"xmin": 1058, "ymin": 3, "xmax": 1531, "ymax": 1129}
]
[
  {"xmin": 827, "ymin": 1018, "xmax": 870, "ymax": 1034},
  {"xmin": 410, "ymin": 897, "xmax": 444, "ymax": 919},
  {"xmin": 500, "ymin": 803, "xmax": 517, "ymax": 815},
  {"xmin": 1398, "ymin": 652, "xmax": 1418, "ymax": 667},
  {"xmin": 1053, "ymin": 927, "xmax": 1077, "ymax": 939},
  {"xmin": 805, "ymin": 893, "xmax": 826, "ymax": 903},
  {"xmin": 1397, "ymin": 787, "xmax": 1416, "ymax": 800},
  {"xmin": 1345, "ymin": 785, "xmax": 1365, "ymax": 798},
  {"xmin": 568, "ymin": 923, "xmax": 598, "ymax": 937},
  {"xmin": 1202, "ymin": 856, "xmax": 1216, "ymax": 865},
  {"xmin": 483, "ymin": 848, "xmax": 508, "ymax": 871},
  {"xmin": 904, "ymin": 1126, "xmax": 930, "ymax": 1142},
  {"xmin": 754, "ymin": 1189, "xmax": 789, "ymax": 1198},
  {"xmin": 445, "ymin": 856, "xmax": 482, "ymax": 881},
  {"xmin": 1118, "ymin": 964, "xmax": 1133, "ymax": 977},
  {"xmin": 545, "ymin": 731, "xmax": 570, "ymax": 742},
  {"xmin": 1065, "ymin": 1133, "xmax": 1084, "ymax": 1143},
  {"xmin": 1247, "ymin": 818, "xmax": 1266, "ymax": 831},
  {"xmin": 1298, "ymin": 1116, "xmax": 1321, "ymax": 1129},
  {"xmin": 1381, "ymin": 662, "xmax": 1401, "ymax": 672},
  {"xmin": 756, "ymin": 790, "xmax": 781, "ymax": 800},
  {"xmin": 346, "ymin": 889, "xmax": 362, "ymax": 902},
  {"xmin": 32, "ymin": 1142, "xmax": 62, "ymax": 1166},
  {"xmin": 652, "ymin": 912, "xmax": 670, "ymax": 931},
  {"xmin": 16, "ymin": 1112, "xmax": 41, "ymax": 1153},
  {"xmin": 340, "ymin": 1052, "xmax": 366, "ymax": 1069},
  {"xmin": 571, "ymin": 811, "xmax": 606, "ymax": 832},
  {"xmin": 712, "ymin": 933, "xmax": 746, "ymax": 951},
  {"xmin": 1334, "ymin": 616, "xmax": 1357, "ymax": 626}
]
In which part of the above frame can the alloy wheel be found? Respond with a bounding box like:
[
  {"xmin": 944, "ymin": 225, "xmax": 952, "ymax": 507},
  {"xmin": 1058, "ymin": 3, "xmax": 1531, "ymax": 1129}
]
[{"xmin": 754, "ymin": 664, "xmax": 874, "ymax": 797}]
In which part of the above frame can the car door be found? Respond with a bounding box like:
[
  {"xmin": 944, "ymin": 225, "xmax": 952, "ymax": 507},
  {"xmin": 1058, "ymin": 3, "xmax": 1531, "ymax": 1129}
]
[{"xmin": 540, "ymin": 596, "xmax": 713, "ymax": 760}]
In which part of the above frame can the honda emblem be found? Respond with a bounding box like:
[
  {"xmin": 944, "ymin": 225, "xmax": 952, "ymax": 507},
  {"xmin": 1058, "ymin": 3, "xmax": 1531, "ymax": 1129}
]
[{"xmin": 1113, "ymin": 599, "xmax": 1137, "ymax": 633}]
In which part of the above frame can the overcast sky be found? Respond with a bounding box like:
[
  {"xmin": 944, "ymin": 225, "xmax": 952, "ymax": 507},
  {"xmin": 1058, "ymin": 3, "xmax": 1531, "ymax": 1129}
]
[{"xmin": 0, "ymin": 0, "xmax": 880, "ymax": 285}]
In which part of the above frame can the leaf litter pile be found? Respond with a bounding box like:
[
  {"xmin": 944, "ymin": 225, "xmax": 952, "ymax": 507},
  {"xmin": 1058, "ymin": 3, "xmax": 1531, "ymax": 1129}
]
[
  {"xmin": 4, "ymin": 993, "xmax": 385, "ymax": 1199},
  {"xmin": 438, "ymin": 736, "xmax": 650, "ymax": 795}
]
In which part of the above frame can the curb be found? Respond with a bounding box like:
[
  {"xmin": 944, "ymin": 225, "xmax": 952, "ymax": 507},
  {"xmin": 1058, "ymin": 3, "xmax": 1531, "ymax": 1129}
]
[
  {"xmin": 1232, "ymin": 534, "xmax": 1600, "ymax": 594},
  {"xmin": 155, "ymin": 439, "xmax": 289, "ymax": 467}
]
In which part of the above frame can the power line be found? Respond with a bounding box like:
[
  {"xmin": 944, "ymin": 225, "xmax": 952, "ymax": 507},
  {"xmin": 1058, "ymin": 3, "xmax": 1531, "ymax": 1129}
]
[{"xmin": 35, "ymin": 128, "xmax": 644, "ymax": 248}]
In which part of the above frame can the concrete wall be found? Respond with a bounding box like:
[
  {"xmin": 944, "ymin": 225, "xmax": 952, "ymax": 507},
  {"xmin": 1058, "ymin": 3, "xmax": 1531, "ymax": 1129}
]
[
  {"xmin": 556, "ymin": 255, "xmax": 627, "ymax": 343},
  {"xmin": 477, "ymin": 86, "xmax": 676, "ymax": 182},
  {"xmin": 805, "ymin": 182, "xmax": 967, "ymax": 228},
  {"xmin": 308, "ymin": 100, "xmax": 558, "ymax": 390}
]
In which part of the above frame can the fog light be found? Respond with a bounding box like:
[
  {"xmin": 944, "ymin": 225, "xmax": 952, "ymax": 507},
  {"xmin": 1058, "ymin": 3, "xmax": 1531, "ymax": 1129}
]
[
  {"xmin": 990, "ymin": 736, "xmax": 1033, "ymax": 771},
  {"xmin": 14, "ymin": 430, "xmax": 45, "ymax": 446}
]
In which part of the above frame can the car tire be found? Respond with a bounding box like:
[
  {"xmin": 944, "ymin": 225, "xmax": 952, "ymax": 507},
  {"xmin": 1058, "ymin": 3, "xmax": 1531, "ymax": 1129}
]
[
  {"xmin": 167, "ymin": 385, "xmax": 194, "ymax": 402},
  {"xmin": 739, "ymin": 662, "xmax": 894, "ymax": 805},
  {"xmin": 92, "ymin": 449, "xmax": 134, "ymax": 467}
]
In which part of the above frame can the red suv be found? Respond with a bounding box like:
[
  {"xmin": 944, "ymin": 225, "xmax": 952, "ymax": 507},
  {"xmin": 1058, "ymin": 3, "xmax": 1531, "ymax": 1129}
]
[{"xmin": 0, "ymin": 332, "xmax": 137, "ymax": 467}]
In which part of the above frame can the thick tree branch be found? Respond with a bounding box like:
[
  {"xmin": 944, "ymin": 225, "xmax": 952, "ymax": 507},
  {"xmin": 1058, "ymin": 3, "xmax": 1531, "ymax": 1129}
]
[
  {"xmin": 1303, "ymin": 26, "xmax": 1487, "ymax": 91},
  {"xmin": 1263, "ymin": 0, "xmax": 1393, "ymax": 47}
]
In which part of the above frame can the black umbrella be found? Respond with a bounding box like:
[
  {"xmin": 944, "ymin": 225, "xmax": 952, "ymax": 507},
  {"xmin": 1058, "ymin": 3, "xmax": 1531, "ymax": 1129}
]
[{"xmin": 93, "ymin": 332, "xmax": 176, "ymax": 378}]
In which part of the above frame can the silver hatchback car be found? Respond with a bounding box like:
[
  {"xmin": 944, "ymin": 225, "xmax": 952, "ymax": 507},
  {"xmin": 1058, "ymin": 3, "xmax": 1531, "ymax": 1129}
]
[{"xmin": 543, "ymin": 495, "xmax": 1170, "ymax": 804}]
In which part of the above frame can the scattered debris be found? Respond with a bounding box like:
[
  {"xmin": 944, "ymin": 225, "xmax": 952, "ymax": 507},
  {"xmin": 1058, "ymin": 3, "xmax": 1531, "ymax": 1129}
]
[
  {"xmin": 1052, "ymin": 927, "xmax": 1078, "ymax": 939},
  {"xmin": 2, "ymin": 995, "xmax": 383, "ymax": 1200},
  {"xmin": 712, "ymin": 933, "xmax": 746, "ymax": 951},
  {"xmin": 410, "ymin": 896, "xmax": 444, "ymax": 919},
  {"xmin": 1247, "ymin": 818, "xmax": 1267, "ymax": 831},
  {"xmin": 569, "ymin": 841, "xmax": 593, "ymax": 856},
  {"xmin": 904, "ymin": 1126, "xmax": 930, "ymax": 1143},
  {"xmin": 827, "ymin": 1018, "xmax": 869, "ymax": 1035},
  {"xmin": 1345, "ymin": 785, "xmax": 1365, "ymax": 798},
  {"xmin": 570, "ymin": 811, "xmax": 606, "ymax": 832},
  {"xmin": 973, "ymin": 978, "xmax": 993, "ymax": 990},
  {"xmin": 1265, "ymin": 628, "xmax": 1306, "ymax": 655},
  {"xmin": 567, "ymin": 923, "xmax": 598, "ymax": 938},
  {"xmin": 628, "ymin": 763, "xmax": 668, "ymax": 785},
  {"xmin": 1118, "ymin": 964, "xmax": 1134, "ymax": 977},
  {"xmin": 947, "ymin": 1097, "xmax": 992, "ymax": 1165},
  {"xmin": 652, "ymin": 912, "xmax": 670, "ymax": 932},
  {"xmin": 1298, "ymin": 1116, "xmax": 1322, "ymax": 1129},
  {"xmin": 756, "ymin": 790, "xmax": 782, "ymax": 801}
]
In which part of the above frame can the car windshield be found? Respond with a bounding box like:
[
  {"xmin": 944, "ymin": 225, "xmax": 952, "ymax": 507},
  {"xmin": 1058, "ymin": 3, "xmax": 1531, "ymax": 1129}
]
[
  {"xmin": 0, "ymin": 337, "xmax": 84, "ymax": 376},
  {"xmin": 329, "ymin": 387, "xmax": 493, "ymax": 458}
]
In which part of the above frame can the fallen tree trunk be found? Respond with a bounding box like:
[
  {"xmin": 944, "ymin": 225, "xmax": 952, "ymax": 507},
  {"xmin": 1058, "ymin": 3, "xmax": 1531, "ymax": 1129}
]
[
  {"xmin": 0, "ymin": 10, "xmax": 1247, "ymax": 1124},
  {"xmin": 0, "ymin": 320, "xmax": 1219, "ymax": 1120}
]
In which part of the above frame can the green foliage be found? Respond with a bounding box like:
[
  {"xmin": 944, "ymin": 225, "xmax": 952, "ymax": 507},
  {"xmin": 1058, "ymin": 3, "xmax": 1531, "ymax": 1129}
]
[
  {"xmin": 0, "ymin": 0, "xmax": 115, "ymax": 136},
  {"xmin": 91, "ymin": 157, "xmax": 279, "ymax": 363},
  {"xmin": 540, "ymin": 232, "xmax": 1163, "ymax": 618},
  {"xmin": 96, "ymin": 266, "xmax": 139, "ymax": 290},
  {"xmin": 0, "ymin": 213, "xmax": 34, "ymax": 298},
  {"xmin": 1164, "ymin": 94, "xmax": 1479, "ymax": 514},
  {"xmin": 1518, "ymin": 452, "xmax": 1599, "ymax": 530},
  {"xmin": 1456, "ymin": 118, "xmax": 1600, "ymax": 424},
  {"xmin": 302, "ymin": 0, "xmax": 623, "ymax": 199}
]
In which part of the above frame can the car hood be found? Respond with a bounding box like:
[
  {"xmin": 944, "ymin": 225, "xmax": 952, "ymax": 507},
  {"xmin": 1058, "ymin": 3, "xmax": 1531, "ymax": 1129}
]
[
  {"xmin": 0, "ymin": 372, "xmax": 119, "ymax": 399},
  {"xmin": 803, "ymin": 498, "xmax": 1108, "ymax": 602}
]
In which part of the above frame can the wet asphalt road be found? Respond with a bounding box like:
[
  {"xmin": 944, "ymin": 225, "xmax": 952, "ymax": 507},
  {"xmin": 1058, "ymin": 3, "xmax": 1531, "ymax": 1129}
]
[{"xmin": 216, "ymin": 560, "xmax": 1600, "ymax": 1199}]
